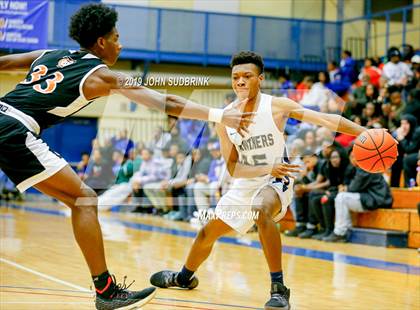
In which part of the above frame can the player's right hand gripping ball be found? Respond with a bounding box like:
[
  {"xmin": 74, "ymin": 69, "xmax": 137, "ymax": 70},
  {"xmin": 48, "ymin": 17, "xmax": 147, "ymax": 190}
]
[{"xmin": 353, "ymin": 129, "xmax": 398, "ymax": 173}]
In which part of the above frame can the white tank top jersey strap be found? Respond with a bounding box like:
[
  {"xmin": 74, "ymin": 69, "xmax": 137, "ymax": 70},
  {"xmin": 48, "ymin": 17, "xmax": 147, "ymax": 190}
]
[{"xmin": 215, "ymin": 93, "xmax": 294, "ymax": 234}]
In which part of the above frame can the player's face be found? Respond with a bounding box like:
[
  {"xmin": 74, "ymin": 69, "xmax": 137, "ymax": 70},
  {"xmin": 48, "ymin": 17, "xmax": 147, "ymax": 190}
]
[
  {"xmin": 101, "ymin": 28, "xmax": 122, "ymax": 65},
  {"xmin": 231, "ymin": 64, "xmax": 263, "ymax": 101}
]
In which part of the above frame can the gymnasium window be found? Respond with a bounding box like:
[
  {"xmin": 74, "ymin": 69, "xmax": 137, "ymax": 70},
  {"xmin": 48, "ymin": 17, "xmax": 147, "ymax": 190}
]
[{"xmin": 366, "ymin": 0, "xmax": 413, "ymax": 22}]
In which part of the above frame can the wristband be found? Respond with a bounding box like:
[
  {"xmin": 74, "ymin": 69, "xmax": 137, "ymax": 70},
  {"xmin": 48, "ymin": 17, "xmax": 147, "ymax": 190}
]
[{"xmin": 208, "ymin": 108, "xmax": 224, "ymax": 123}]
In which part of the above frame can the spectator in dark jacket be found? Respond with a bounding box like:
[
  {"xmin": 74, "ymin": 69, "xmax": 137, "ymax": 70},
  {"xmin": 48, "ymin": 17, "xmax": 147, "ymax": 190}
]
[
  {"xmin": 311, "ymin": 150, "xmax": 352, "ymax": 240},
  {"xmin": 397, "ymin": 114, "xmax": 420, "ymax": 186},
  {"xmin": 403, "ymin": 88, "xmax": 420, "ymax": 125},
  {"xmin": 84, "ymin": 150, "xmax": 114, "ymax": 194},
  {"xmin": 324, "ymin": 150, "xmax": 392, "ymax": 242},
  {"xmin": 391, "ymin": 114, "xmax": 420, "ymax": 186},
  {"xmin": 285, "ymin": 151, "xmax": 325, "ymax": 237}
]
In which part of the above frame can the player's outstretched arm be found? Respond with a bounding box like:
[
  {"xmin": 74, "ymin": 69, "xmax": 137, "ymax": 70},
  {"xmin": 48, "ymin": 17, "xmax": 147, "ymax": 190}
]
[
  {"xmin": 273, "ymin": 97, "xmax": 365, "ymax": 136},
  {"xmin": 83, "ymin": 68, "xmax": 255, "ymax": 133},
  {"xmin": 0, "ymin": 50, "xmax": 47, "ymax": 71},
  {"xmin": 215, "ymin": 123, "xmax": 301, "ymax": 179}
]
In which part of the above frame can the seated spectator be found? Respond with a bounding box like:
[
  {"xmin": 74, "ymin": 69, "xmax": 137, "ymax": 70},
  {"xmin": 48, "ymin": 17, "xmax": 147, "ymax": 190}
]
[
  {"xmin": 285, "ymin": 151, "xmax": 324, "ymax": 237},
  {"xmin": 140, "ymin": 146, "xmax": 174, "ymax": 213},
  {"xmin": 153, "ymin": 152, "xmax": 192, "ymax": 220},
  {"xmin": 358, "ymin": 57, "xmax": 382, "ymax": 88},
  {"xmin": 403, "ymin": 88, "xmax": 420, "ymax": 124},
  {"xmin": 190, "ymin": 142, "xmax": 226, "ymax": 224},
  {"xmin": 319, "ymin": 136, "xmax": 349, "ymax": 166},
  {"xmin": 131, "ymin": 148, "xmax": 166, "ymax": 209},
  {"xmin": 324, "ymin": 149, "xmax": 392, "ymax": 242},
  {"xmin": 92, "ymin": 138, "xmax": 114, "ymax": 164},
  {"xmin": 373, "ymin": 55, "xmax": 384, "ymax": 70},
  {"xmin": 339, "ymin": 50, "xmax": 357, "ymax": 85},
  {"xmin": 183, "ymin": 148, "xmax": 211, "ymax": 222},
  {"xmin": 76, "ymin": 152, "xmax": 90, "ymax": 178},
  {"xmin": 382, "ymin": 47, "xmax": 413, "ymax": 89},
  {"xmin": 347, "ymin": 78, "xmax": 367, "ymax": 117},
  {"xmin": 310, "ymin": 150, "xmax": 351, "ymax": 240},
  {"xmin": 362, "ymin": 102, "xmax": 384, "ymax": 129},
  {"xmin": 294, "ymin": 76, "xmax": 311, "ymax": 102},
  {"xmin": 111, "ymin": 129, "xmax": 135, "ymax": 157},
  {"xmin": 303, "ymin": 130, "xmax": 318, "ymax": 154},
  {"xmin": 327, "ymin": 61, "xmax": 340, "ymax": 83},
  {"xmin": 111, "ymin": 151, "xmax": 125, "ymax": 177},
  {"xmin": 406, "ymin": 60, "xmax": 420, "ymax": 92},
  {"xmin": 393, "ymin": 114, "xmax": 420, "ymax": 187},
  {"xmin": 383, "ymin": 90, "xmax": 406, "ymax": 131},
  {"xmin": 360, "ymin": 84, "xmax": 379, "ymax": 107},
  {"xmin": 273, "ymin": 72, "xmax": 295, "ymax": 97},
  {"xmin": 97, "ymin": 148, "xmax": 142, "ymax": 210},
  {"xmin": 143, "ymin": 148, "xmax": 187, "ymax": 214},
  {"xmin": 288, "ymin": 139, "xmax": 305, "ymax": 165},
  {"xmin": 84, "ymin": 150, "xmax": 114, "ymax": 194},
  {"xmin": 164, "ymin": 122, "xmax": 188, "ymax": 155},
  {"xmin": 299, "ymin": 76, "xmax": 329, "ymax": 112},
  {"xmin": 149, "ymin": 125, "xmax": 171, "ymax": 159},
  {"xmin": 148, "ymin": 116, "xmax": 177, "ymax": 159}
]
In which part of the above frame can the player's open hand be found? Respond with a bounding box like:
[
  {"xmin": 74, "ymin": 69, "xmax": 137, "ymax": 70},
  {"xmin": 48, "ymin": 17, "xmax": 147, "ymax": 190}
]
[
  {"xmin": 270, "ymin": 163, "xmax": 301, "ymax": 179},
  {"xmin": 221, "ymin": 98, "xmax": 255, "ymax": 137}
]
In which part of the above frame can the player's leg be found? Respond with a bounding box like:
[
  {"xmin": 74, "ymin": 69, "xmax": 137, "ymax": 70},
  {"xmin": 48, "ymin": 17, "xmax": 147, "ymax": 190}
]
[
  {"xmin": 34, "ymin": 165, "xmax": 156, "ymax": 309},
  {"xmin": 252, "ymin": 186, "xmax": 290, "ymax": 310},
  {"xmin": 150, "ymin": 218, "xmax": 233, "ymax": 289},
  {"xmin": 34, "ymin": 165, "xmax": 106, "ymax": 275}
]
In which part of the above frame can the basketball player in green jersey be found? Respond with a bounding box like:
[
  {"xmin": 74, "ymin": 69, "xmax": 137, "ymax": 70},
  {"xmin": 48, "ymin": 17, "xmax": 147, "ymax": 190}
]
[{"xmin": 0, "ymin": 4, "xmax": 260, "ymax": 310}]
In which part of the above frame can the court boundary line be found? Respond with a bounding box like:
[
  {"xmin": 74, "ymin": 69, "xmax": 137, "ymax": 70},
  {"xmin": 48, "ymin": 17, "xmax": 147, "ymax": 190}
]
[
  {"xmin": 0, "ymin": 258, "xmax": 91, "ymax": 293},
  {"xmin": 0, "ymin": 285, "xmax": 261, "ymax": 309},
  {"xmin": 1, "ymin": 203, "xmax": 419, "ymax": 276}
]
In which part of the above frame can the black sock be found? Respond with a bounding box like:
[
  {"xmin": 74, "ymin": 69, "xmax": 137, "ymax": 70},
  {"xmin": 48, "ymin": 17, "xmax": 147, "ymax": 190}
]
[
  {"xmin": 177, "ymin": 266, "xmax": 195, "ymax": 285},
  {"xmin": 93, "ymin": 271, "xmax": 115, "ymax": 298},
  {"xmin": 270, "ymin": 271, "xmax": 284, "ymax": 285}
]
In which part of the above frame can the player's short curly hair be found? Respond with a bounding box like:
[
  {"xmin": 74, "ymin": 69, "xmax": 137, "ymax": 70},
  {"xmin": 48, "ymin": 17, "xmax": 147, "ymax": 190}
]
[
  {"xmin": 230, "ymin": 51, "xmax": 264, "ymax": 74},
  {"xmin": 69, "ymin": 3, "xmax": 118, "ymax": 48}
]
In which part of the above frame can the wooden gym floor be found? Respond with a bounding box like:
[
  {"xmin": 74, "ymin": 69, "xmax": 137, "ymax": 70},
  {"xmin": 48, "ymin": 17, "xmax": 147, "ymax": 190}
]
[{"xmin": 0, "ymin": 201, "xmax": 419, "ymax": 310}]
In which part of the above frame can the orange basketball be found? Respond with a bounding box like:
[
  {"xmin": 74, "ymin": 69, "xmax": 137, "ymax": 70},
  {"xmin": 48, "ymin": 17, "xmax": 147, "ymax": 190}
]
[{"xmin": 352, "ymin": 129, "xmax": 398, "ymax": 173}]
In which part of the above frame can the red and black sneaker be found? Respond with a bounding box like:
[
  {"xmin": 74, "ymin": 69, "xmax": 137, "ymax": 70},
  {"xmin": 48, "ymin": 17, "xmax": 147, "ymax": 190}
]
[{"xmin": 95, "ymin": 275, "xmax": 156, "ymax": 310}]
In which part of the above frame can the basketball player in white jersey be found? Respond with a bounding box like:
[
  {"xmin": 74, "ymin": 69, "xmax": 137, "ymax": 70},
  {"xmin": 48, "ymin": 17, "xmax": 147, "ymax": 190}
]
[{"xmin": 150, "ymin": 51, "xmax": 366, "ymax": 309}]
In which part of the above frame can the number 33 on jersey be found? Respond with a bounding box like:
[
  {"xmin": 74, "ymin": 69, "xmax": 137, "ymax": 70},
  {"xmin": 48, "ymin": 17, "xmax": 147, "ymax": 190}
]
[
  {"xmin": 1, "ymin": 50, "xmax": 107, "ymax": 129},
  {"xmin": 21, "ymin": 64, "xmax": 64, "ymax": 94}
]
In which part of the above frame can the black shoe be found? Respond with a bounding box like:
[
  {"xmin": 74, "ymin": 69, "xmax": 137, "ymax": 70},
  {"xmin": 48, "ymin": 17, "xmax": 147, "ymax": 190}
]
[
  {"xmin": 95, "ymin": 276, "xmax": 156, "ymax": 310},
  {"xmin": 323, "ymin": 232, "xmax": 347, "ymax": 243},
  {"xmin": 312, "ymin": 229, "xmax": 330, "ymax": 240},
  {"xmin": 298, "ymin": 228, "xmax": 317, "ymax": 239},
  {"xmin": 264, "ymin": 282, "xmax": 290, "ymax": 310},
  {"xmin": 284, "ymin": 225, "xmax": 306, "ymax": 237},
  {"xmin": 150, "ymin": 270, "xmax": 199, "ymax": 289}
]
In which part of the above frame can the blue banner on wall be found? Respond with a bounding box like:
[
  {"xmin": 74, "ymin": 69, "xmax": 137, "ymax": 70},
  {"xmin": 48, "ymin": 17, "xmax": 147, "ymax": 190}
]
[{"xmin": 0, "ymin": 0, "xmax": 48, "ymax": 50}]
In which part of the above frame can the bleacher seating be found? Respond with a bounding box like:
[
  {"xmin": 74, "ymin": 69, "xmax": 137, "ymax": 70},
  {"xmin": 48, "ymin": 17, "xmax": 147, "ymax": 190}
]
[{"xmin": 280, "ymin": 188, "xmax": 420, "ymax": 248}]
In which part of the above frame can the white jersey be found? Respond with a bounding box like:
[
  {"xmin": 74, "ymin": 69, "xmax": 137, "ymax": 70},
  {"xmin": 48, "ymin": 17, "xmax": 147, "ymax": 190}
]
[
  {"xmin": 217, "ymin": 93, "xmax": 293, "ymax": 234},
  {"xmin": 226, "ymin": 93, "xmax": 289, "ymax": 188}
]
